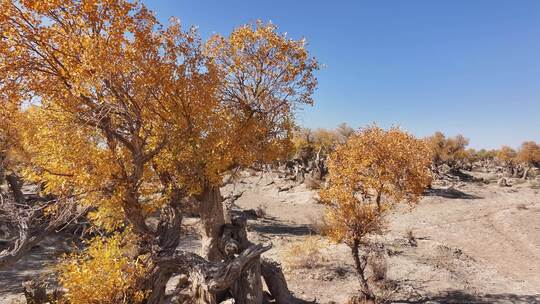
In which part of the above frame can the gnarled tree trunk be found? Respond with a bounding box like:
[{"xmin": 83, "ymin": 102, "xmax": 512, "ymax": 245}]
[
  {"xmin": 522, "ymin": 166, "xmax": 531, "ymax": 180},
  {"xmin": 261, "ymin": 259, "xmax": 295, "ymax": 304},
  {"xmin": 198, "ymin": 185, "xmax": 226, "ymax": 262}
]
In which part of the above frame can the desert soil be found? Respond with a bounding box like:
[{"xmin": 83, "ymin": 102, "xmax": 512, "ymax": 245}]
[{"xmin": 1, "ymin": 171, "xmax": 540, "ymax": 303}]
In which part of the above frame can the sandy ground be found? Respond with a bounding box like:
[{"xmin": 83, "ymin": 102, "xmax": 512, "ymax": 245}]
[{"xmin": 2, "ymin": 171, "xmax": 540, "ymax": 303}]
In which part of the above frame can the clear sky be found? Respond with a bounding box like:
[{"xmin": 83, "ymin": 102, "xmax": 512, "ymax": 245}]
[{"xmin": 144, "ymin": 0, "xmax": 540, "ymax": 149}]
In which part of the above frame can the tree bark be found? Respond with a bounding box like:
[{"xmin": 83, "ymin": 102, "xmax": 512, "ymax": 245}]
[
  {"xmin": 350, "ymin": 239, "xmax": 374, "ymax": 300},
  {"xmin": 231, "ymin": 259, "xmax": 263, "ymax": 304},
  {"xmin": 224, "ymin": 216, "xmax": 263, "ymax": 304},
  {"xmin": 152, "ymin": 244, "xmax": 271, "ymax": 304},
  {"xmin": 6, "ymin": 173, "xmax": 24, "ymax": 204},
  {"xmin": 198, "ymin": 185, "xmax": 226, "ymax": 262},
  {"xmin": 523, "ymin": 166, "xmax": 531, "ymax": 180},
  {"xmin": 261, "ymin": 259, "xmax": 295, "ymax": 304}
]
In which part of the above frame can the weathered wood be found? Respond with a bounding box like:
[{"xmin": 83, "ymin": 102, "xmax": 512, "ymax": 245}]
[
  {"xmin": 231, "ymin": 259, "xmax": 263, "ymax": 304},
  {"xmin": 260, "ymin": 259, "xmax": 295, "ymax": 304},
  {"xmin": 198, "ymin": 185, "xmax": 226, "ymax": 262},
  {"xmin": 225, "ymin": 216, "xmax": 263, "ymax": 304},
  {"xmin": 189, "ymin": 244, "xmax": 271, "ymax": 304},
  {"xmin": 0, "ymin": 197, "xmax": 89, "ymax": 269}
]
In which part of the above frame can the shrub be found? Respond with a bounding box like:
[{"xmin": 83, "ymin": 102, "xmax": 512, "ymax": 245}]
[
  {"xmin": 427, "ymin": 132, "xmax": 469, "ymax": 169},
  {"xmin": 320, "ymin": 125, "xmax": 432, "ymax": 300},
  {"xmin": 58, "ymin": 231, "xmax": 148, "ymax": 304}
]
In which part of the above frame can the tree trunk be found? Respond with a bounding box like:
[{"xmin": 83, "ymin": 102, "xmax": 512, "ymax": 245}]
[
  {"xmin": 193, "ymin": 186, "xmax": 295, "ymax": 304},
  {"xmin": 146, "ymin": 202, "xmax": 184, "ymax": 304},
  {"xmin": 261, "ymin": 259, "xmax": 295, "ymax": 304},
  {"xmin": 522, "ymin": 166, "xmax": 531, "ymax": 180},
  {"xmin": 223, "ymin": 216, "xmax": 263, "ymax": 304},
  {"xmin": 6, "ymin": 173, "xmax": 24, "ymax": 204},
  {"xmin": 350, "ymin": 240, "xmax": 374, "ymax": 300},
  {"xmin": 230, "ymin": 259, "xmax": 263, "ymax": 304},
  {"xmin": 166, "ymin": 244, "xmax": 271, "ymax": 304},
  {"xmin": 198, "ymin": 185, "xmax": 226, "ymax": 262}
]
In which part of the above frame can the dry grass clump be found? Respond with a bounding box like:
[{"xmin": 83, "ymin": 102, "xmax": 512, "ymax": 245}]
[
  {"xmin": 482, "ymin": 173, "xmax": 499, "ymax": 184},
  {"xmin": 281, "ymin": 236, "xmax": 327, "ymax": 269},
  {"xmin": 369, "ymin": 255, "xmax": 388, "ymax": 282},
  {"xmin": 512, "ymin": 179, "xmax": 527, "ymax": 186},
  {"xmin": 346, "ymin": 296, "xmax": 375, "ymax": 304}
]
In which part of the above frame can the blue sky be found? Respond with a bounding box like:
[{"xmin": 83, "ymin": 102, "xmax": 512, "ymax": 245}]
[{"xmin": 144, "ymin": 1, "xmax": 540, "ymax": 149}]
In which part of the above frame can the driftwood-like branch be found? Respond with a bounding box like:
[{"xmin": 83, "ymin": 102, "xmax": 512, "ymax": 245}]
[
  {"xmin": 0, "ymin": 195, "xmax": 90, "ymax": 269},
  {"xmin": 261, "ymin": 258, "xmax": 295, "ymax": 304},
  {"xmin": 150, "ymin": 244, "xmax": 271, "ymax": 304}
]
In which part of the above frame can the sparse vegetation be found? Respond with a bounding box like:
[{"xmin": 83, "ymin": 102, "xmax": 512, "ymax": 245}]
[
  {"xmin": 405, "ymin": 229, "xmax": 418, "ymax": 247},
  {"xmin": 308, "ymin": 214, "xmax": 331, "ymax": 236},
  {"xmin": 427, "ymin": 132, "xmax": 469, "ymax": 172},
  {"xmin": 320, "ymin": 126, "xmax": 432, "ymax": 301},
  {"xmin": 0, "ymin": 1, "xmax": 539, "ymax": 303},
  {"xmin": 304, "ymin": 175, "xmax": 322, "ymax": 190},
  {"xmin": 282, "ymin": 236, "xmax": 327, "ymax": 269},
  {"xmin": 368, "ymin": 254, "xmax": 388, "ymax": 282}
]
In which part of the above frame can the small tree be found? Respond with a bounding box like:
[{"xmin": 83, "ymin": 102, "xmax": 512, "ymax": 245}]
[
  {"xmin": 517, "ymin": 141, "xmax": 540, "ymax": 179},
  {"xmin": 320, "ymin": 126, "xmax": 432, "ymax": 300}
]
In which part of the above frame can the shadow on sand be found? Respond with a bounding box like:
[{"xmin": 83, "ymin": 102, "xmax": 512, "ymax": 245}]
[
  {"xmin": 424, "ymin": 187, "xmax": 483, "ymax": 200},
  {"xmin": 249, "ymin": 221, "xmax": 314, "ymax": 236}
]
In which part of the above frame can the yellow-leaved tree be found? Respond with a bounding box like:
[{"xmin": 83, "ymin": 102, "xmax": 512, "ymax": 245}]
[
  {"xmin": 497, "ymin": 145, "xmax": 518, "ymax": 177},
  {"xmin": 320, "ymin": 126, "xmax": 432, "ymax": 300},
  {"xmin": 517, "ymin": 141, "xmax": 540, "ymax": 179},
  {"xmin": 0, "ymin": 0, "xmax": 318, "ymax": 303},
  {"xmin": 427, "ymin": 132, "xmax": 469, "ymax": 173}
]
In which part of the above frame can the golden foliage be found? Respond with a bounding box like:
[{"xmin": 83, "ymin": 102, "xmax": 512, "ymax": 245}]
[
  {"xmin": 320, "ymin": 126, "xmax": 432, "ymax": 245},
  {"xmin": 205, "ymin": 21, "xmax": 319, "ymax": 167},
  {"xmin": 426, "ymin": 132, "xmax": 469, "ymax": 167},
  {"xmin": 58, "ymin": 231, "xmax": 148, "ymax": 304},
  {"xmin": 517, "ymin": 141, "xmax": 540, "ymax": 166},
  {"xmin": 0, "ymin": 1, "xmax": 318, "ymax": 234},
  {"xmin": 497, "ymin": 145, "xmax": 517, "ymax": 165},
  {"xmin": 1, "ymin": 4, "xmax": 319, "ymax": 300}
]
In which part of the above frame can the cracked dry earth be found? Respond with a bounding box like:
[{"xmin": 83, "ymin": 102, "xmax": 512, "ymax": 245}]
[{"xmin": 2, "ymin": 172, "xmax": 540, "ymax": 303}]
